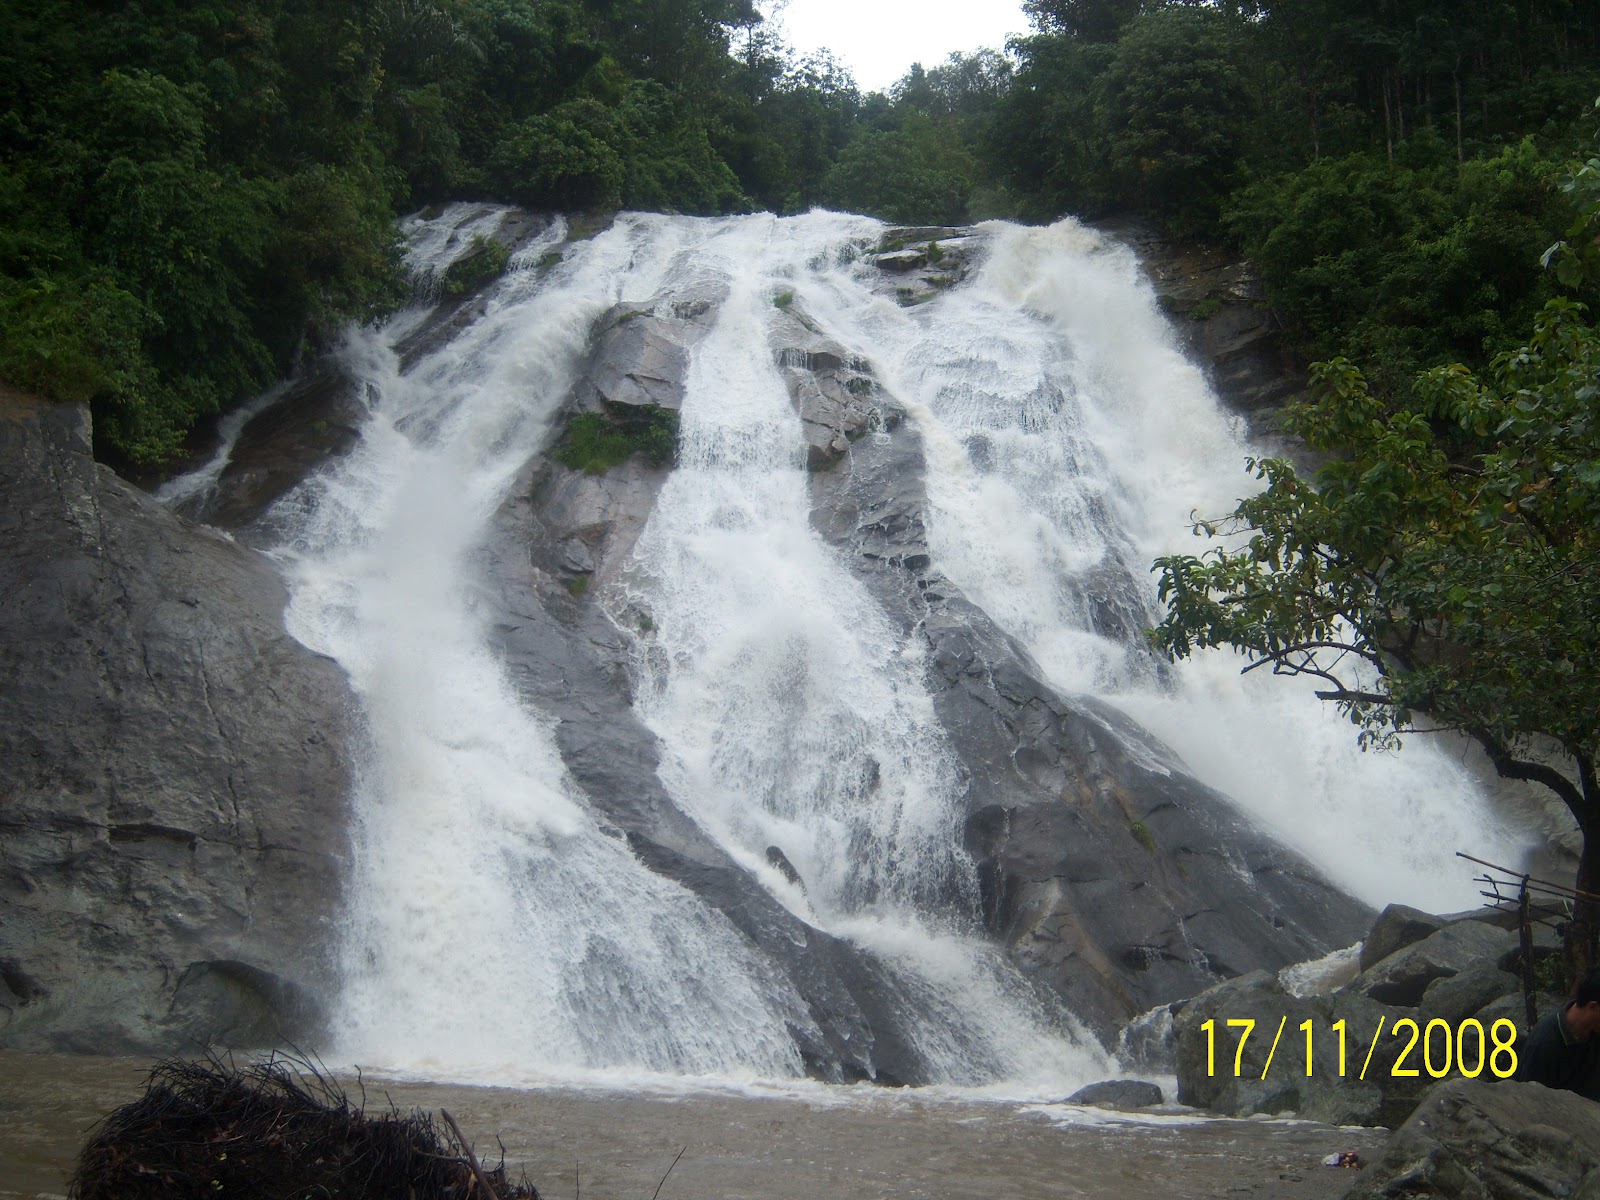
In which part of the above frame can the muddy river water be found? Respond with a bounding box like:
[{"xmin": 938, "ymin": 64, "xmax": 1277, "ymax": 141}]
[{"xmin": 0, "ymin": 1051, "xmax": 1387, "ymax": 1200}]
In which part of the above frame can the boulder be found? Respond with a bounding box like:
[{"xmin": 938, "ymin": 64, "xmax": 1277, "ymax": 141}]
[
  {"xmin": 0, "ymin": 391, "xmax": 353, "ymax": 1053},
  {"xmin": 1067, "ymin": 1079, "xmax": 1164, "ymax": 1109},
  {"xmin": 1356, "ymin": 922, "xmax": 1518, "ymax": 1007},
  {"xmin": 875, "ymin": 249, "xmax": 927, "ymax": 272},
  {"xmin": 1422, "ymin": 967, "xmax": 1522, "ymax": 1025},
  {"xmin": 1172, "ymin": 969, "xmax": 1430, "ymax": 1127},
  {"xmin": 868, "ymin": 229, "xmax": 983, "ymax": 306},
  {"xmin": 1346, "ymin": 1079, "xmax": 1600, "ymax": 1200},
  {"xmin": 1472, "ymin": 992, "xmax": 1563, "ymax": 1041},
  {"xmin": 582, "ymin": 301, "xmax": 695, "ymax": 413},
  {"xmin": 1361, "ymin": 903, "xmax": 1447, "ymax": 971},
  {"xmin": 770, "ymin": 309, "xmax": 901, "ymax": 468}
]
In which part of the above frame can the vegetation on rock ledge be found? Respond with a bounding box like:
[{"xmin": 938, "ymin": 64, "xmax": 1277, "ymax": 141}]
[{"xmin": 553, "ymin": 407, "xmax": 679, "ymax": 474}]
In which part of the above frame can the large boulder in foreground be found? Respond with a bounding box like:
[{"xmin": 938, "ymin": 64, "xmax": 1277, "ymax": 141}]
[
  {"xmin": 1174, "ymin": 907, "xmax": 1553, "ymax": 1126},
  {"xmin": 1346, "ymin": 1078, "xmax": 1600, "ymax": 1200},
  {"xmin": 0, "ymin": 391, "xmax": 353, "ymax": 1052}
]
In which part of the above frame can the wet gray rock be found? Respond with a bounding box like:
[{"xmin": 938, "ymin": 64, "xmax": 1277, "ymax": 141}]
[
  {"xmin": 1346, "ymin": 1079, "xmax": 1600, "ymax": 1200},
  {"xmin": 0, "ymin": 391, "xmax": 353, "ymax": 1053},
  {"xmin": 771, "ymin": 308, "xmax": 901, "ymax": 468},
  {"xmin": 809, "ymin": 414, "xmax": 1372, "ymax": 1041},
  {"xmin": 1173, "ymin": 969, "xmax": 1430, "ymax": 1127},
  {"xmin": 1472, "ymin": 992, "xmax": 1562, "ymax": 1041},
  {"xmin": 1422, "ymin": 966, "xmax": 1523, "ymax": 1025},
  {"xmin": 1355, "ymin": 922, "xmax": 1518, "ymax": 1007},
  {"xmin": 1362, "ymin": 903, "xmax": 1448, "ymax": 971},
  {"xmin": 1067, "ymin": 1079, "xmax": 1164, "ymax": 1109},
  {"xmin": 582, "ymin": 301, "xmax": 697, "ymax": 413},
  {"xmin": 875, "ymin": 249, "xmax": 928, "ymax": 272},
  {"xmin": 871, "ymin": 228, "xmax": 982, "ymax": 306}
]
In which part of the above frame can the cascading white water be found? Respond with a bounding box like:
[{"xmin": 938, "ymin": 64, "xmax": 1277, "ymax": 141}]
[
  {"xmin": 616, "ymin": 213, "xmax": 1107, "ymax": 1084},
  {"xmin": 270, "ymin": 213, "xmax": 823, "ymax": 1081},
  {"xmin": 796, "ymin": 218, "xmax": 1526, "ymax": 913},
  {"xmin": 191, "ymin": 205, "xmax": 1538, "ymax": 1088}
]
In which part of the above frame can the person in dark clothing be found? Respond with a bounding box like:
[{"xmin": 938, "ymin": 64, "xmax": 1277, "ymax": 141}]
[{"xmin": 1518, "ymin": 968, "xmax": 1600, "ymax": 1100}]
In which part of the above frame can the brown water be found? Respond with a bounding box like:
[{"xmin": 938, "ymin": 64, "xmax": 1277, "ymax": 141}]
[{"xmin": 0, "ymin": 1051, "xmax": 1384, "ymax": 1200}]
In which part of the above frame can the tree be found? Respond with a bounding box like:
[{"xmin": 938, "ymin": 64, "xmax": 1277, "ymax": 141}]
[
  {"xmin": 1094, "ymin": 5, "xmax": 1253, "ymax": 232},
  {"xmin": 819, "ymin": 113, "xmax": 974, "ymax": 225},
  {"xmin": 1149, "ymin": 154, "xmax": 1600, "ymax": 978}
]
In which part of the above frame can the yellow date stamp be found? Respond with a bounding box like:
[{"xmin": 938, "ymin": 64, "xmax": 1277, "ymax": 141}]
[{"xmin": 1201, "ymin": 1016, "xmax": 1520, "ymax": 1080}]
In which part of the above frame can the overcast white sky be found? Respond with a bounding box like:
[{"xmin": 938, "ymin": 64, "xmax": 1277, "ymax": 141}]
[{"xmin": 767, "ymin": 0, "xmax": 1032, "ymax": 93}]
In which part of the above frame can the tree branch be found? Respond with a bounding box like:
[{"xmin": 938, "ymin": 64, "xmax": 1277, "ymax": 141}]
[
  {"xmin": 1313, "ymin": 688, "xmax": 1391, "ymax": 705},
  {"xmin": 1240, "ymin": 640, "xmax": 1385, "ymax": 673},
  {"xmin": 1466, "ymin": 725, "xmax": 1586, "ymax": 817}
]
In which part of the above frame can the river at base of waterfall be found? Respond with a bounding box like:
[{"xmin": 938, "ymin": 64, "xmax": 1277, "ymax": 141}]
[{"xmin": 0, "ymin": 1050, "xmax": 1386, "ymax": 1200}]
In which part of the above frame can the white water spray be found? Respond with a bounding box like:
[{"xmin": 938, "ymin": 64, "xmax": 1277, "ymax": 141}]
[{"xmin": 270, "ymin": 214, "xmax": 818, "ymax": 1080}]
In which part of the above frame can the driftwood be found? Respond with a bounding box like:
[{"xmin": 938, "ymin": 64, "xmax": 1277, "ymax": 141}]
[{"xmin": 70, "ymin": 1052, "xmax": 539, "ymax": 1200}]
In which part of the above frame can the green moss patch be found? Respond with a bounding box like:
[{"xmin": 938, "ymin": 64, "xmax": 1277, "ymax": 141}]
[
  {"xmin": 552, "ymin": 406, "xmax": 679, "ymax": 474},
  {"xmin": 442, "ymin": 235, "xmax": 510, "ymax": 296}
]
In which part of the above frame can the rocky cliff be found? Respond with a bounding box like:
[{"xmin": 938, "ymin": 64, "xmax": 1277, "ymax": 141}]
[{"xmin": 0, "ymin": 390, "xmax": 353, "ymax": 1052}]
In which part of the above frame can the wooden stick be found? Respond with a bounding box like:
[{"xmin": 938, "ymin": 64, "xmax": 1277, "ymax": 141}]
[
  {"xmin": 651, "ymin": 1147, "xmax": 686, "ymax": 1200},
  {"xmin": 440, "ymin": 1109, "xmax": 500, "ymax": 1200},
  {"xmin": 1456, "ymin": 851, "xmax": 1600, "ymax": 902}
]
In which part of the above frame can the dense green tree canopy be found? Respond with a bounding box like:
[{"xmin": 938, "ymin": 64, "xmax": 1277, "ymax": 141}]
[
  {"xmin": 4, "ymin": 0, "xmax": 1599, "ymax": 465},
  {"xmin": 1149, "ymin": 145, "xmax": 1600, "ymax": 969}
]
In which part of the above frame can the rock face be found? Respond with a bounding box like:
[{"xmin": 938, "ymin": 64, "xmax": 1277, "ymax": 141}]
[
  {"xmin": 808, "ymin": 386, "xmax": 1373, "ymax": 1038},
  {"xmin": 1347, "ymin": 1079, "xmax": 1600, "ymax": 1200},
  {"xmin": 0, "ymin": 390, "xmax": 353, "ymax": 1053}
]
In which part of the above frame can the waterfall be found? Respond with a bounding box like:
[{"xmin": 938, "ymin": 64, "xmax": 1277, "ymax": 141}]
[
  {"xmin": 797, "ymin": 218, "xmax": 1523, "ymax": 914},
  {"xmin": 216, "ymin": 207, "xmax": 1527, "ymax": 1087}
]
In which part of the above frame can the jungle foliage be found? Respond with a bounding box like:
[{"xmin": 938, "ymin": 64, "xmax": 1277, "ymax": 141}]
[
  {"xmin": 1148, "ymin": 149, "xmax": 1600, "ymax": 970},
  {"xmin": 5, "ymin": 0, "xmax": 1599, "ymax": 468}
]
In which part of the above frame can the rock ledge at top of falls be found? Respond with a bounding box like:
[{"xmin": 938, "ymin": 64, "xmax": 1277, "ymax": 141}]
[{"xmin": 0, "ymin": 389, "xmax": 354, "ymax": 1053}]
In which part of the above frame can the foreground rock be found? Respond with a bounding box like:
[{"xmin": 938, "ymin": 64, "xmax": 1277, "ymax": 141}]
[
  {"xmin": 1346, "ymin": 1079, "xmax": 1600, "ymax": 1200},
  {"xmin": 1174, "ymin": 904, "xmax": 1557, "ymax": 1126},
  {"xmin": 0, "ymin": 391, "xmax": 353, "ymax": 1052}
]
